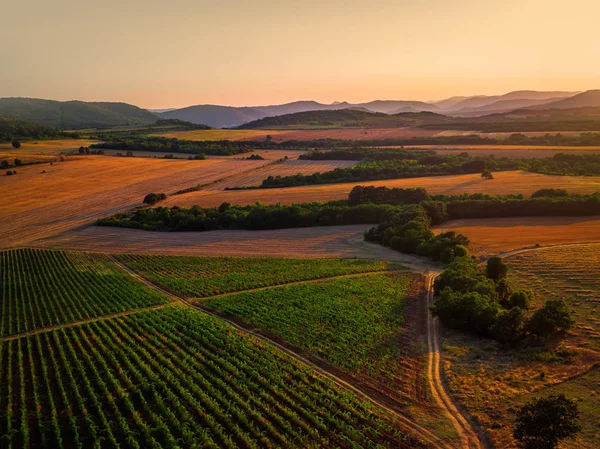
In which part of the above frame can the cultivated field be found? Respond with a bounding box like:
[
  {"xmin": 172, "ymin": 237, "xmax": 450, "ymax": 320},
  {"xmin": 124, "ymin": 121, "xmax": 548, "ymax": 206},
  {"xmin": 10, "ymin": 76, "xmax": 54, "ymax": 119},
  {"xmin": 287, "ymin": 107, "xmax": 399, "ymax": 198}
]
[
  {"xmin": 0, "ymin": 306, "xmax": 428, "ymax": 449},
  {"xmin": 116, "ymin": 254, "xmax": 400, "ymax": 297},
  {"xmin": 406, "ymin": 145, "xmax": 600, "ymax": 158},
  {"xmin": 207, "ymin": 159, "xmax": 357, "ymax": 190},
  {"xmin": 154, "ymin": 127, "xmax": 445, "ymax": 142},
  {"xmin": 443, "ymin": 244, "xmax": 600, "ymax": 448},
  {"xmin": 0, "ymin": 249, "xmax": 168, "ymax": 337},
  {"xmin": 0, "ymin": 156, "xmax": 269, "ymax": 247},
  {"xmin": 164, "ymin": 170, "xmax": 600, "ymax": 208},
  {"xmin": 0, "ymin": 139, "xmax": 98, "ymax": 164},
  {"xmin": 30, "ymin": 225, "xmax": 435, "ymax": 268},
  {"xmin": 435, "ymin": 216, "xmax": 600, "ymax": 256}
]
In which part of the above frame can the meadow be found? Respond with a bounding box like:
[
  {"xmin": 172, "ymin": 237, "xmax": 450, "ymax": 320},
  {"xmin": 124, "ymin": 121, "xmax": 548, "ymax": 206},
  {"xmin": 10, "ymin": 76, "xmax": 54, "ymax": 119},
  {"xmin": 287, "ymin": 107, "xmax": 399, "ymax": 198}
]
[
  {"xmin": 0, "ymin": 249, "xmax": 168, "ymax": 337},
  {"xmin": 0, "ymin": 306, "xmax": 428, "ymax": 449},
  {"xmin": 117, "ymin": 254, "xmax": 401, "ymax": 297},
  {"xmin": 435, "ymin": 216, "xmax": 600, "ymax": 256},
  {"xmin": 0, "ymin": 139, "xmax": 98, "ymax": 164},
  {"xmin": 442, "ymin": 244, "xmax": 600, "ymax": 448}
]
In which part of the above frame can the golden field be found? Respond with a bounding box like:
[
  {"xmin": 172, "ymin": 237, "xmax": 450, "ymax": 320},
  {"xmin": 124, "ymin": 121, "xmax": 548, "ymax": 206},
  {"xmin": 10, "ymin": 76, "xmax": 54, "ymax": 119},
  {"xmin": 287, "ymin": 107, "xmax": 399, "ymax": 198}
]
[
  {"xmin": 0, "ymin": 139, "xmax": 98, "ymax": 164},
  {"xmin": 435, "ymin": 216, "xmax": 600, "ymax": 256},
  {"xmin": 0, "ymin": 156, "xmax": 269, "ymax": 247},
  {"xmin": 164, "ymin": 170, "xmax": 600, "ymax": 208}
]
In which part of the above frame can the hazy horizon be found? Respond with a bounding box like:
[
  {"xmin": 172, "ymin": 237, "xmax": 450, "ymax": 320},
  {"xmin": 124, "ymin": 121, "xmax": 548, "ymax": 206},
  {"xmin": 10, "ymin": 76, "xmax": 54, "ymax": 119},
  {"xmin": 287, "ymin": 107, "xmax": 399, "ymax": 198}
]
[{"xmin": 2, "ymin": 0, "xmax": 599, "ymax": 109}]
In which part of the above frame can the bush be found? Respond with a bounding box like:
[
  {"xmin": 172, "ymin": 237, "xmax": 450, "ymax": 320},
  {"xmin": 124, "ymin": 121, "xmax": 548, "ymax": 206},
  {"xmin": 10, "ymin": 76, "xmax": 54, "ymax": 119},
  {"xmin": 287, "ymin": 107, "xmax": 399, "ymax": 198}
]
[
  {"xmin": 11, "ymin": 140, "xmax": 21, "ymax": 149},
  {"xmin": 432, "ymin": 287, "xmax": 500, "ymax": 335},
  {"xmin": 142, "ymin": 193, "xmax": 167, "ymax": 205},
  {"xmin": 508, "ymin": 290, "xmax": 534, "ymax": 310},
  {"xmin": 527, "ymin": 299, "xmax": 574, "ymax": 338},
  {"xmin": 492, "ymin": 307, "xmax": 526, "ymax": 343},
  {"xmin": 514, "ymin": 394, "xmax": 581, "ymax": 449},
  {"xmin": 14, "ymin": 158, "xmax": 22, "ymax": 167},
  {"xmin": 486, "ymin": 256, "xmax": 508, "ymax": 282}
]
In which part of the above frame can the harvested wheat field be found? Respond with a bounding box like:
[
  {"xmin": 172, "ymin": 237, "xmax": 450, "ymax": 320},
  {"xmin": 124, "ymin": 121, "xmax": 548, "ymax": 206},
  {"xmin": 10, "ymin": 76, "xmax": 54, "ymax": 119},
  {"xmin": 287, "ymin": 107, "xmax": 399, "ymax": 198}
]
[
  {"xmin": 30, "ymin": 225, "xmax": 432, "ymax": 269},
  {"xmin": 207, "ymin": 159, "xmax": 357, "ymax": 190},
  {"xmin": 405, "ymin": 144, "xmax": 600, "ymax": 158},
  {"xmin": 0, "ymin": 138, "xmax": 99, "ymax": 163},
  {"xmin": 164, "ymin": 170, "xmax": 600, "ymax": 208},
  {"xmin": 435, "ymin": 216, "xmax": 600, "ymax": 256},
  {"xmin": 0, "ymin": 156, "xmax": 269, "ymax": 247},
  {"xmin": 155, "ymin": 127, "xmax": 444, "ymax": 142}
]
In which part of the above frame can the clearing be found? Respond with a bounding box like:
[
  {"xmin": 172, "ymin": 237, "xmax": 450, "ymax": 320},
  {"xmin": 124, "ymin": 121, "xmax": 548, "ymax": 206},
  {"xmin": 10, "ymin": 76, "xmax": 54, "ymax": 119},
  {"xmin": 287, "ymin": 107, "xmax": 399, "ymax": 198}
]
[
  {"xmin": 435, "ymin": 216, "xmax": 600, "ymax": 256},
  {"xmin": 443, "ymin": 244, "xmax": 600, "ymax": 448},
  {"xmin": 164, "ymin": 170, "xmax": 600, "ymax": 208}
]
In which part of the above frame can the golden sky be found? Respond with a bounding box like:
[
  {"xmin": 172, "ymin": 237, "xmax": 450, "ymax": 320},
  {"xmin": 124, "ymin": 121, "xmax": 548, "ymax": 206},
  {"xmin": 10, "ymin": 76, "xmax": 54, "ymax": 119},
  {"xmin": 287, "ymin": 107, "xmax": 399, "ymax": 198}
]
[{"xmin": 1, "ymin": 0, "xmax": 598, "ymax": 108}]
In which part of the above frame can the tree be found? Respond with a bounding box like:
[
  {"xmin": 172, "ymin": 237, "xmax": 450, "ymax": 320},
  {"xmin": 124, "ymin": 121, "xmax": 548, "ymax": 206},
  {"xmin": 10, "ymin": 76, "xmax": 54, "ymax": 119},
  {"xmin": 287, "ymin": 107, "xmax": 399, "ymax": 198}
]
[
  {"xmin": 486, "ymin": 256, "xmax": 508, "ymax": 282},
  {"xmin": 493, "ymin": 307, "xmax": 526, "ymax": 343},
  {"xmin": 11, "ymin": 140, "xmax": 21, "ymax": 149},
  {"xmin": 142, "ymin": 192, "xmax": 167, "ymax": 205},
  {"xmin": 508, "ymin": 290, "xmax": 533, "ymax": 310},
  {"xmin": 514, "ymin": 394, "xmax": 581, "ymax": 449},
  {"xmin": 14, "ymin": 158, "xmax": 22, "ymax": 167},
  {"xmin": 481, "ymin": 169, "xmax": 494, "ymax": 180},
  {"xmin": 0, "ymin": 161, "xmax": 8, "ymax": 169},
  {"xmin": 79, "ymin": 146, "xmax": 86, "ymax": 154},
  {"xmin": 527, "ymin": 298, "xmax": 574, "ymax": 338}
]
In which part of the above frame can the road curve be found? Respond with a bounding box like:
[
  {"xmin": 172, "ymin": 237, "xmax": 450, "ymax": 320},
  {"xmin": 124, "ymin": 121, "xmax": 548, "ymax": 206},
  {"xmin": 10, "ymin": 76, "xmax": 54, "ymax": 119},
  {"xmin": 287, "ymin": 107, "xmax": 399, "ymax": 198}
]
[{"xmin": 426, "ymin": 274, "xmax": 484, "ymax": 449}]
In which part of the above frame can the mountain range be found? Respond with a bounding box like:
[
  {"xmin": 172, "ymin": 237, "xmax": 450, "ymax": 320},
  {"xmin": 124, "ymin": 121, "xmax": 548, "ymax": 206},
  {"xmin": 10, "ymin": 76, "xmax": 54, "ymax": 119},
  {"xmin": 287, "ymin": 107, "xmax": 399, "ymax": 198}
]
[
  {"xmin": 1, "ymin": 90, "xmax": 599, "ymax": 130},
  {"xmin": 159, "ymin": 90, "xmax": 586, "ymax": 128}
]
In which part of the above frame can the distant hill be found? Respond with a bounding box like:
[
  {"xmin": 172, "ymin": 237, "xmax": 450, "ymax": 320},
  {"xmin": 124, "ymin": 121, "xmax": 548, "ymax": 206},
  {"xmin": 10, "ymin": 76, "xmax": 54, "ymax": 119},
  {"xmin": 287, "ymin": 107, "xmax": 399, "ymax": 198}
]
[
  {"xmin": 0, "ymin": 116, "xmax": 59, "ymax": 141},
  {"xmin": 0, "ymin": 98, "xmax": 158, "ymax": 129},
  {"xmin": 451, "ymin": 97, "xmax": 568, "ymax": 116},
  {"xmin": 532, "ymin": 90, "xmax": 600, "ymax": 110},
  {"xmin": 444, "ymin": 90, "xmax": 578, "ymax": 114},
  {"xmin": 237, "ymin": 109, "xmax": 449, "ymax": 129}
]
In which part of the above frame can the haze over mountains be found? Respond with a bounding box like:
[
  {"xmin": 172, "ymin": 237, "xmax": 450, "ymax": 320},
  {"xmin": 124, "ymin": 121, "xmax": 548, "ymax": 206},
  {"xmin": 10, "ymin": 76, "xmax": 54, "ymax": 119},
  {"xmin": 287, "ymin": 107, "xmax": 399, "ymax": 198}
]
[
  {"xmin": 159, "ymin": 90, "xmax": 583, "ymax": 128},
  {"xmin": 1, "ymin": 90, "xmax": 599, "ymax": 130}
]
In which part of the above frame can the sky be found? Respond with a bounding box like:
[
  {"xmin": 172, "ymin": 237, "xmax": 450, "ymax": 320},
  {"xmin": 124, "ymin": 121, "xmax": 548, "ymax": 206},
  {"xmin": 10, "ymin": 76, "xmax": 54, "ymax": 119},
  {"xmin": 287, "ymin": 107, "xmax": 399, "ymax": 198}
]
[{"xmin": 1, "ymin": 0, "xmax": 599, "ymax": 108}]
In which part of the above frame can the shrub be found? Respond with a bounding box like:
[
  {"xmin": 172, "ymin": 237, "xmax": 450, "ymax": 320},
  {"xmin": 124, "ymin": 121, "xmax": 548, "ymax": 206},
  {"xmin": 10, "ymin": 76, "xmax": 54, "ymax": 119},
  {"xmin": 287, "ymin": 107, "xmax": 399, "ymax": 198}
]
[
  {"xmin": 527, "ymin": 299, "xmax": 574, "ymax": 338},
  {"xmin": 14, "ymin": 158, "xmax": 22, "ymax": 167},
  {"xmin": 432, "ymin": 287, "xmax": 500, "ymax": 335},
  {"xmin": 486, "ymin": 256, "xmax": 508, "ymax": 282},
  {"xmin": 514, "ymin": 394, "xmax": 581, "ymax": 449},
  {"xmin": 11, "ymin": 140, "xmax": 21, "ymax": 149},
  {"xmin": 492, "ymin": 307, "xmax": 526, "ymax": 343},
  {"xmin": 142, "ymin": 193, "xmax": 167, "ymax": 205},
  {"xmin": 508, "ymin": 290, "xmax": 534, "ymax": 310}
]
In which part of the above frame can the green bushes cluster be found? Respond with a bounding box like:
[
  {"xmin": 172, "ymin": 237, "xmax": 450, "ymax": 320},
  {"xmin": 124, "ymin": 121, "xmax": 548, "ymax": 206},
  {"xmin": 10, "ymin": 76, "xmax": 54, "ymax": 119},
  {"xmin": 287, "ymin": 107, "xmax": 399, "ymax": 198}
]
[{"xmin": 432, "ymin": 256, "xmax": 574, "ymax": 343}]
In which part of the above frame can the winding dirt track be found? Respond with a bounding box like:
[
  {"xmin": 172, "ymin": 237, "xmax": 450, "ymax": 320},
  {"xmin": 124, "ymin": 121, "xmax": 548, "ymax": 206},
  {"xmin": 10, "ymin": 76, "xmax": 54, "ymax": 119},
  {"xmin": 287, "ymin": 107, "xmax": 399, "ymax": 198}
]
[{"xmin": 425, "ymin": 275, "xmax": 484, "ymax": 449}]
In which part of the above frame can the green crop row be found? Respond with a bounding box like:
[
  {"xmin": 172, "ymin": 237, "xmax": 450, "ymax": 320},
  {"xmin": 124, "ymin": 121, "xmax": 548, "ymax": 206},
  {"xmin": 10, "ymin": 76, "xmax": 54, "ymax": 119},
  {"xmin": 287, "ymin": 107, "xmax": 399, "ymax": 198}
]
[
  {"xmin": 0, "ymin": 306, "xmax": 426, "ymax": 449},
  {"xmin": 0, "ymin": 249, "xmax": 168, "ymax": 337},
  {"xmin": 117, "ymin": 254, "xmax": 402, "ymax": 298}
]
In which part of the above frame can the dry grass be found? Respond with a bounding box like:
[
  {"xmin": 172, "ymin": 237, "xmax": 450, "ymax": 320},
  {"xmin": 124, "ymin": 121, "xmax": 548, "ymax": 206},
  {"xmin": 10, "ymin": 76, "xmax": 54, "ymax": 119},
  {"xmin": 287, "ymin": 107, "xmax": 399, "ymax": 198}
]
[
  {"xmin": 407, "ymin": 145, "xmax": 600, "ymax": 158},
  {"xmin": 0, "ymin": 139, "xmax": 98, "ymax": 164},
  {"xmin": 165, "ymin": 170, "xmax": 600, "ymax": 208},
  {"xmin": 30, "ymin": 224, "xmax": 417, "ymax": 262},
  {"xmin": 443, "ymin": 244, "xmax": 600, "ymax": 449},
  {"xmin": 207, "ymin": 159, "xmax": 357, "ymax": 190},
  {"xmin": 0, "ymin": 156, "xmax": 268, "ymax": 248},
  {"xmin": 435, "ymin": 217, "xmax": 600, "ymax": 256}
]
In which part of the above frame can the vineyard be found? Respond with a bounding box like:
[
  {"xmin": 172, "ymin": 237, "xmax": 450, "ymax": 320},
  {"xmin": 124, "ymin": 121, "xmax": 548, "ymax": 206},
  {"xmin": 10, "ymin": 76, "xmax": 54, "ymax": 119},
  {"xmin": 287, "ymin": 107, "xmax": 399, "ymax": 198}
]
[
  {"xmin": 0, "ymin": 306, "xmax": 429, "ymax": 449},
  {"xmin": 506, "ymin": 244, "xmax": 600, "ymax": 349},
  {"xmin": 0, "ymin": 249, "xmax": 168, "ymax": 337},
  {"xmin": 116, "ymin": 254, "xmax": 402, "ymax": 297},
  {"xmin": 200, "ymin": 273, "xmax": 418, "ymax": 374}
]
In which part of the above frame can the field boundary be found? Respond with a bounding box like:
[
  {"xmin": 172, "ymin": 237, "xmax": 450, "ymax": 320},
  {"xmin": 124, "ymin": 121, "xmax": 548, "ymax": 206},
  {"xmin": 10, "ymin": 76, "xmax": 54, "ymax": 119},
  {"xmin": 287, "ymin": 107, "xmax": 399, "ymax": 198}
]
[
  {"xmin": 0, "ymin": 303, "xmax": 169, "ymax": 342},
  {"xmin": 109, "ymin": 254, "xmax": 456, "ymax": 449}
]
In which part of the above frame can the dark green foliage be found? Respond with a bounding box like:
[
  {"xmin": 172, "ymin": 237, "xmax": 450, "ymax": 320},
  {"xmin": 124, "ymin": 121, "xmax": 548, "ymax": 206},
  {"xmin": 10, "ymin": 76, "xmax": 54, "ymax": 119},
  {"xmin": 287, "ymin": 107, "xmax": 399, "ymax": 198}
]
[
  {"xmin": 13, "ymin": 158, "xmax": 22, "ymax": 167},
  {"xmin": 514, "ymin": 394, "xmax": 581, "ymax": 449},
  {"xmin": 434, "ymin": 257, "xmax": 496, "ymax": 296},
  {"xmin": 432, "ymin": 287, "xmax": 501, "ymax": 335},
  {"xmin": 486, "ymin": 256, "xmax": 508, "ymax": 282},
  {"xmin": 508, "ymin": 290, "xmax": 534, "ymax": 310},
  {"xmin": 245, "ymin": 153, "xmax": 265, "ymax": 160},
  {"xmin": 142, "ymin": 192, "xmax": 167, "ymax": 205},
  {"xmin": 1, "ymin": 161, "xmax": 8, "ymax": 169},
  {"xmin": 6, "ymin": 170, "xmax": 16, "ymax": 176},
  {"xmin": 348, "ymin": 185, "xmax": 431, "ymax": 206},
  {"xmin": 0, "ymin": 116, "xmax": 59, "ymax": 141},
  {"xmin": 481, "ymin": 169, "xmax": 494, "ymax": 179},
  {"xmin": 492, "ymin": 307, "xmax": 527, "ymax": 343},
  {"xmin": 527, "ymin": 299, "xmax": 575, "ymax": 338},
  {"xmin": 531, "ymin": 188, "xmax": 570, "ymax": 198},
  {"xmin": 11, "ymin": 139, "xmax": 21, "ymax": 148}
]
